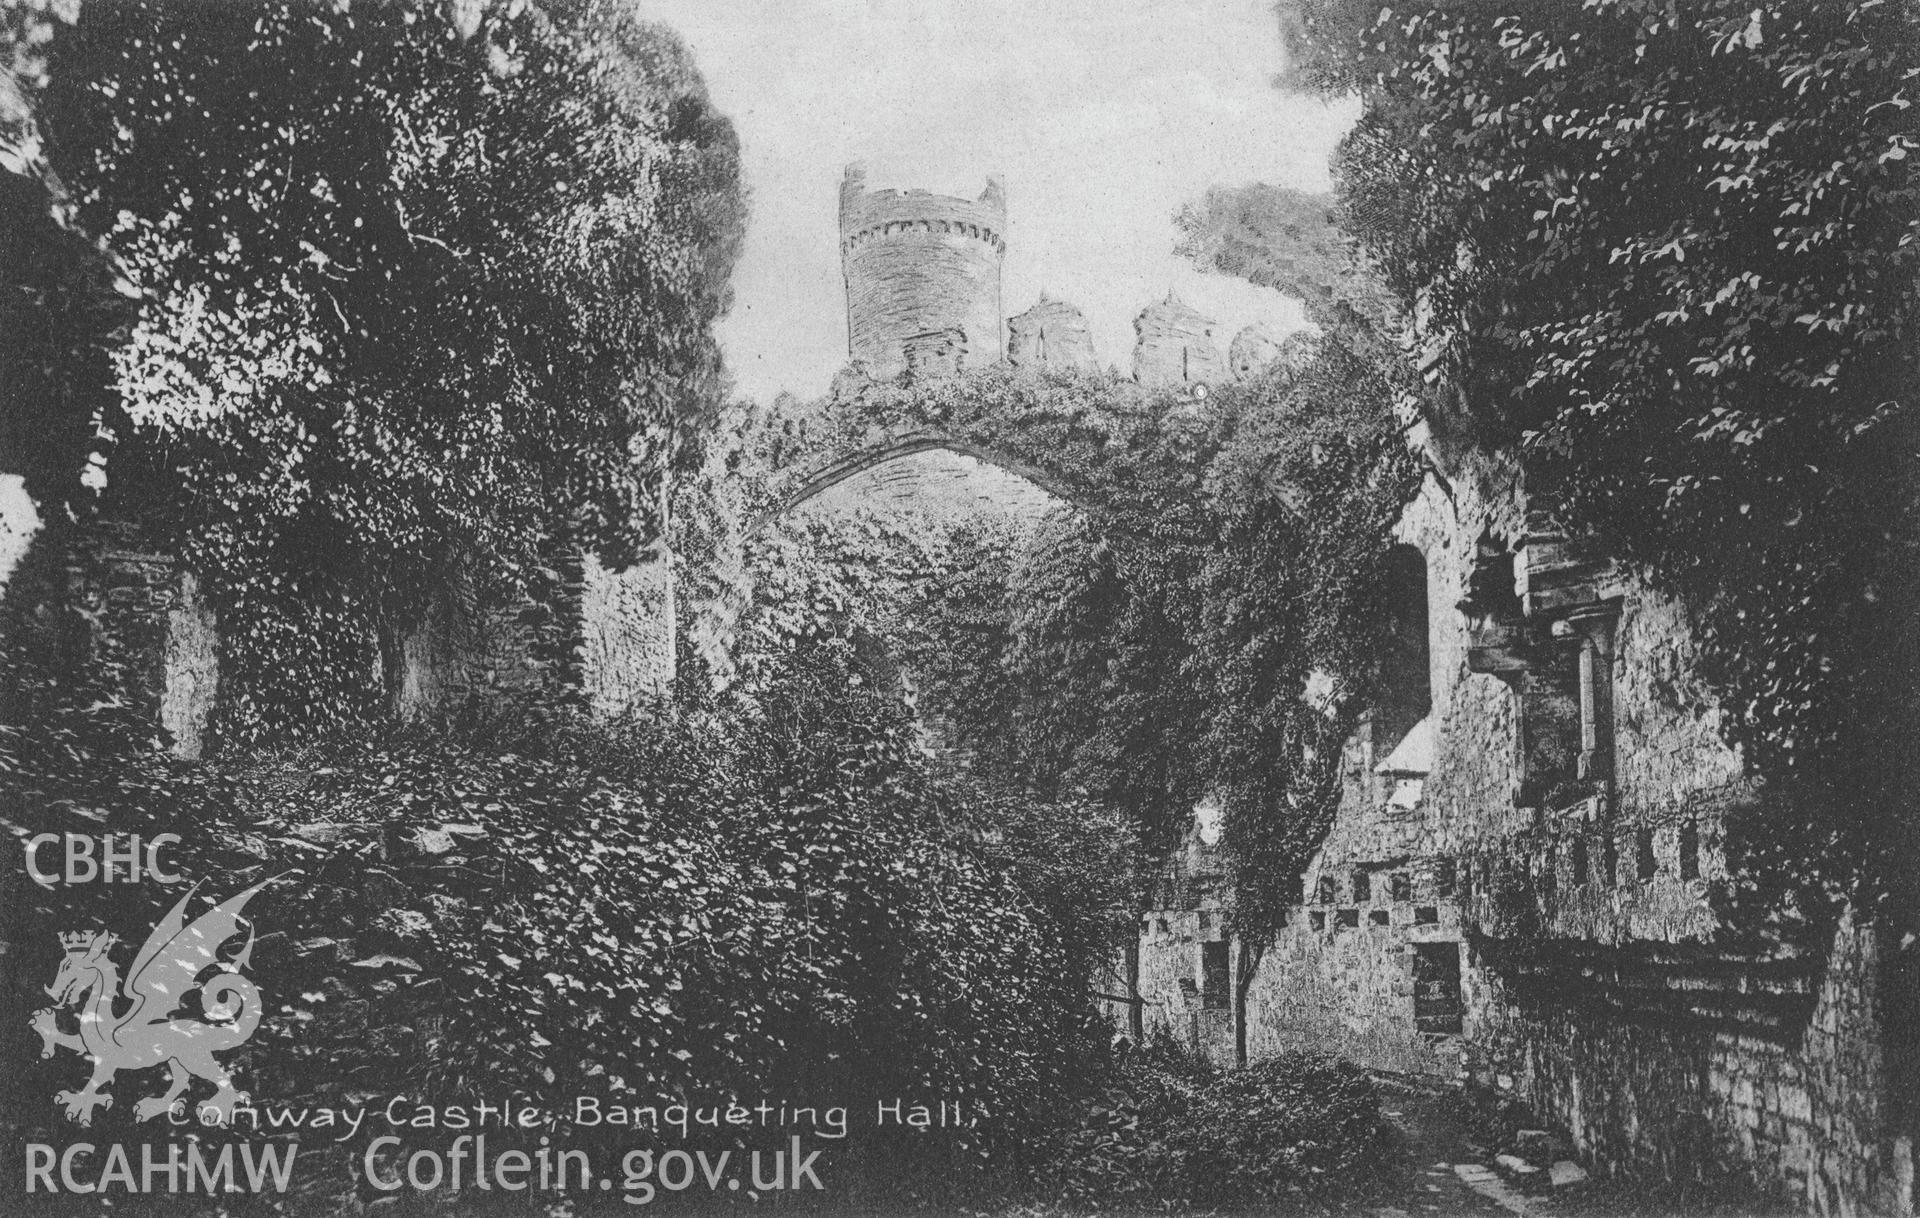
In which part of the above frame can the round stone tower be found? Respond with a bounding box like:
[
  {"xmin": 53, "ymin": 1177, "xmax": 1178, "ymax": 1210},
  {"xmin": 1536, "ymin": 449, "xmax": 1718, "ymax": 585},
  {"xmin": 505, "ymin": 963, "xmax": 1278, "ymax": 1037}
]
[{"xmin": 840, "ymin": 163, "xmax": 1006, "ymax": 382}]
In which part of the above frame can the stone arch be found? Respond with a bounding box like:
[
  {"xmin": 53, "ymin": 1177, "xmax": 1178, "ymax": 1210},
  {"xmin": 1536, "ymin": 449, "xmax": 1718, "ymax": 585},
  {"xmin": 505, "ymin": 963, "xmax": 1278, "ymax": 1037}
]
[{"xmin": 759, "ymin": 430, "xmax": 1093, "ymax": 527}]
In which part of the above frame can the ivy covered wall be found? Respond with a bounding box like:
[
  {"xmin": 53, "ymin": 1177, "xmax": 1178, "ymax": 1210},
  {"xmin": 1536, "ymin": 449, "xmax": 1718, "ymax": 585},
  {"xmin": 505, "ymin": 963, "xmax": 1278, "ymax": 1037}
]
[{"xmin": 1225, "ymin": 462, "xmax": 1900, "ymax": 1213}]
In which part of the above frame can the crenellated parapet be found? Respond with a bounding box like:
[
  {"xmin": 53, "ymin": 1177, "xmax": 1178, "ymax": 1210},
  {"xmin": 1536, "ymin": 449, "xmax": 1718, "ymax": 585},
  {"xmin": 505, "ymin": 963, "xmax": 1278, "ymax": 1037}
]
[
  {"xmin": 839, "ymin": 163, "xmax": 1005, "ymax": 382},
  {"xmin": 1132, "ymin": 291, "xmax": 1226, "ymax": 391},
  {"xmin": 1008, "ymin": 295, "xmax": 1098, "ymax": 373}
]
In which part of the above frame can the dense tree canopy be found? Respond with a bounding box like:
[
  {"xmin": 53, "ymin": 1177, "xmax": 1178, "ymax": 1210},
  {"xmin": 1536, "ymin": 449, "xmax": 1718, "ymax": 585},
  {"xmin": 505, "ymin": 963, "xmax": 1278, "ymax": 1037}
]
[
  {"xmin": 3, "ymin": 0, "xmax": 744, "ymax": 741},
  {"xmin": 1279, "ymin": 0, "xmax": 1920, "ymax": 925}
]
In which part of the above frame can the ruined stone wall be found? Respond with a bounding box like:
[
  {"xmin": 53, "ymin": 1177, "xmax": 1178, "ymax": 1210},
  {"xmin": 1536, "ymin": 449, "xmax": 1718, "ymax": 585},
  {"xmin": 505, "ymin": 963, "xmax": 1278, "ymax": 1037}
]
[
  {"xmin": 1465, "ymin": 915, "xmax": 1889, "ymax": 1212},
  {"xmin": 576, "ymin": 552, "xmax": 675, "ymax": 718},
  {"xmin": 5, "ymin": 518, "xmax": 678, "ymax": 754},
  {"xmin": 2, "ymin": 523, "xmax": 220, "ymax": 759},
  {"xmin": 1243, "ymin": 746, "xmax": 1468, "ymax": 1081},
  {"xmin": 1196, "ymin": 462, "xmax": 1902, "ymax": 1213},
  {"xmin": 1131, "ymin": 293, "xmax": 1227, "ymax": 390},
  {"xmin": 1246, "ymin": 912, "xmax": 1466, "ymax": 1080},
  {"xmin": 840, "ymin": 164, "xmax": 1005, "ymax": 382},
  {"xmin": 1007, "ymin": 297, "xmax": 1098, "ymax": 374},
  {"xmin": 387, "ymin": 550, "xmax": 677, "ymax": 722},
  {"xmin": 1136, "ymin": 834, "xmax": 1235, "ymax": 1061},
  {"xmin": 387, "ymin": 580, "xmax": 550, "ymax": 720},
  {"xmin": 1137, "ymin": 907, "xmax": 1235, "ymax": 1062}
]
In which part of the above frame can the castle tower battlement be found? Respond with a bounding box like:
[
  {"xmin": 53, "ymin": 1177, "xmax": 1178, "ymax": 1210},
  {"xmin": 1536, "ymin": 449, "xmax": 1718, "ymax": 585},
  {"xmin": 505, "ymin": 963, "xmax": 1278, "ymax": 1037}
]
[
  {"xmin": 840, "ymin": 163, "xmax": 1005, "ymax": 382},
  {"xmin": 1132, "ymin": 291, "xmax": 1226, "ymax": 390},
  {"xmin": 1008, "ymin": 295, "xmax": 1098, "ymax": 373}
]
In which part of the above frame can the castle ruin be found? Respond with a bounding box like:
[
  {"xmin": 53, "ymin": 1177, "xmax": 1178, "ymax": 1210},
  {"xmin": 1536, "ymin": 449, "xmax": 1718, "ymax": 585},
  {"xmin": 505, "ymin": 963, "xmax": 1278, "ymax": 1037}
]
[
  {"xmin": 840, "ymin": 164, "xmax": 1007, "ymax": 382},
  {"xmin": 838, "ymin": 164, "xmax": 1280, "ymax": 392},
  {"xmin": 1119, "ymin": 456, "xmax": 1911, "ymax": 1214},
  {"xmin": 1132, "ymin": 292, "xmax": 1228, "ymax": 390},
  {"xmin": 1008, "ymin": 295, "xmax": 1098, "ymax": 374}
]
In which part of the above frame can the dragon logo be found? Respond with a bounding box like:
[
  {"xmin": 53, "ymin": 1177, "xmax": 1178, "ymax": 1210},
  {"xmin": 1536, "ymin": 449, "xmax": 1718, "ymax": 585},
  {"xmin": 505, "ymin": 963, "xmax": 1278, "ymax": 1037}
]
[{"xmin": 31, "ymin": 880, "xmax": 273, "ymax": 1127}]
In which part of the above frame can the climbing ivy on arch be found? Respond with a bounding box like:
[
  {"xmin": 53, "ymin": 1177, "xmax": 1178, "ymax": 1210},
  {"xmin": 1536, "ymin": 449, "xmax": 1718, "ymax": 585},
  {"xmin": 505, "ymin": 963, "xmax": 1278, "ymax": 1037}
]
[
  {"xmin": 746, "ymin": 365, "xmax": 1157, "ymax": 529},
  {"xmin": 697, "ymin": 348, "xmax": 1417, "ymax": 938}
]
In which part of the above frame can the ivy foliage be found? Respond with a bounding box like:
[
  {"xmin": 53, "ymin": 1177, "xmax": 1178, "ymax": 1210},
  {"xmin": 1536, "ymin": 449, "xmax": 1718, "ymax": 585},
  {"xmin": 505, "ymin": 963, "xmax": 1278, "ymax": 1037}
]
[
  {"xmin": 747, "ymin": 364, "xmax": 1156, "ymax": 523},
  {"xmin": 1277, "ymin": 0, "xmax": 1920, "ymax": 925},
  {"xmin": 7, "ymin": 0, "xmax": 743, "ymax": 743},
  {"xmin": 0, "ymin": 638, "xmax": 1124, "ymax": 1198},
  {"xmin": 1044, "ymin": 1042, "xmax": 1391, "ymax": 1208},
  {"xmin": 724, "ymin": 352, "xmax": 1414, "ymax": 938}
]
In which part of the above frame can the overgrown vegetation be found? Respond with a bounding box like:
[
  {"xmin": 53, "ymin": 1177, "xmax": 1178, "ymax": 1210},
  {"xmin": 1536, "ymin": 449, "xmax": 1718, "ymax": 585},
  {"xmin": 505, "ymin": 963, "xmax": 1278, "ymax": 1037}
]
[
  {"xmin": 4, "ymin": 0, "xmax": 744, "ymax": 745},
  {"xmin": 6, "ymin": 495, "xmax": 1377, "ymax": 1204},
  {"xmin": 1275, "ymin": 0, "xmax": 1920, "ymax": 937},
  {"xmin": 0, "ymin": 637, "xmax": 1131, "ymax": 1202},
  {"xmin": 1042, "ymin": 1038, "xmax": 1392, "ymax": 1209},
  {"xmin": 717, "ymin": 351, "xmax": 1416, "ymax": 939}
]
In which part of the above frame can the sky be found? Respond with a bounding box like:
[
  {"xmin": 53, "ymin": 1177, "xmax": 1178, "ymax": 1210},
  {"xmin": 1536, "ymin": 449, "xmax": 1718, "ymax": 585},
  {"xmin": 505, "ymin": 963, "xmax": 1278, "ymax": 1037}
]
[
  {"xmin": 640, "ymin": 0, "xmax": 1358, "ymax": 404},
  {"xmin": 0, "ymin": 2, "xmax": 1360, "ymax": 588}
]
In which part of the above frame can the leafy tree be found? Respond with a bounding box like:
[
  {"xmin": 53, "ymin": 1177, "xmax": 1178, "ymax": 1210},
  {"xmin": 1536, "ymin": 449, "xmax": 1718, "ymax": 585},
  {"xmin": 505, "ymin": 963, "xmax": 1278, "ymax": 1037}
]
[
  {"xmin": 1175, "ymin": 181, "xmax": 1399, "ymax": 356},
  {"xmin": 1275, "ymin": 0, "xmax": 1920, "ymax": 930},
  {"xmin": 8, "ymin": 0, "xmax": 743, "ymax": 742}
]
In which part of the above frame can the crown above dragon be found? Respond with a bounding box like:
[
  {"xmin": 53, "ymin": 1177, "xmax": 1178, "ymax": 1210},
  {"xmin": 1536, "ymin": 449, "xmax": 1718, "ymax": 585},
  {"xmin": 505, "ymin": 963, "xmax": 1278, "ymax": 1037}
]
[{"xmin": 58, "ymin": 930, "xmax": 105, "ymax": 952}]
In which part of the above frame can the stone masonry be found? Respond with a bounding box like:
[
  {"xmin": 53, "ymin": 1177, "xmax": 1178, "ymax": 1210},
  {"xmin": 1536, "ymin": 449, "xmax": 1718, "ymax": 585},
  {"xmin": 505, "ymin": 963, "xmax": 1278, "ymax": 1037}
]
[
  {"xmin": 1132, "ymin": 292, "xmax": 1227, "ymax": 390},
  {"xmin": 1126, "ymin": 450, "xmax": 1911, "ymax": 1216},
  {"xmin": 0, "ymin": 521, "xmax": 216, "ymax": 758},
  {"xmin": 1228, "ymin": 322, "xmax": 1286, "ymax": 380},
  {"xmin": 840, "ymin": 163, "xmax": 1006, "ymax": 382},
  {"xmin": 3, "ymin": 521, "xmax": 680, "ymax": 757},
  {"xmin": 1128, "ymin": 827, "xmax": 1237, "ymax": 1064},
  {"xmin": 1007, "ymin": 295, "xmax": 1099, "ymax": 374}
]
